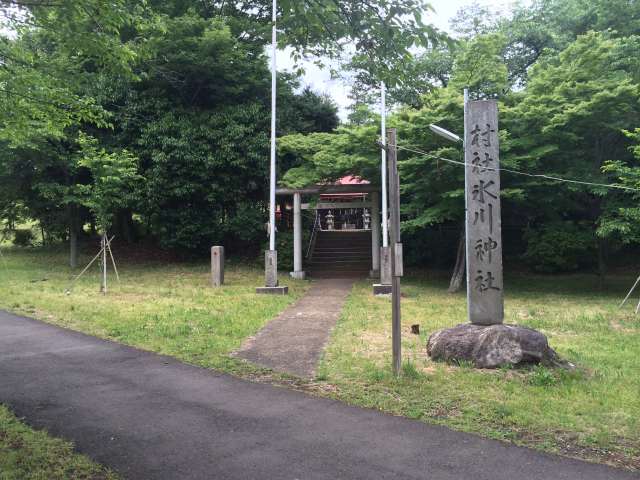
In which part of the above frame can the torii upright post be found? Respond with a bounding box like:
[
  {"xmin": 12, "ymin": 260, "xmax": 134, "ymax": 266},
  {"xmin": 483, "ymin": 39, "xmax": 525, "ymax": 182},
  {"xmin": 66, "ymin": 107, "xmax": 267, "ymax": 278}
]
[{"xmin": 464, "ymin": 98, "xmax": 504, "ymax": 324}]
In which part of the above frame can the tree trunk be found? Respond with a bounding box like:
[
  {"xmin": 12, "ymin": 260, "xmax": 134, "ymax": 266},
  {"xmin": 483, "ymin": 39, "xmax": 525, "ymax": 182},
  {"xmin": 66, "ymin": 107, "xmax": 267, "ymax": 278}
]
[
  {"xmin": 116, "ymin": 209, "xmax": 134, "ymax": 244},
  {"xmin": 597, "ymin": 237, "xmax": 608, "ymax": 290},
  {"xmin": 448, "ymin": 228, "xmax": 466, "ymax": 293},
  {"xmin": 69, "ymin": 204, "xmax": 79, "ymax": 269},
  {"xmin": 70, "ymin": 230, "xmax": 78, "ymax": 269}
]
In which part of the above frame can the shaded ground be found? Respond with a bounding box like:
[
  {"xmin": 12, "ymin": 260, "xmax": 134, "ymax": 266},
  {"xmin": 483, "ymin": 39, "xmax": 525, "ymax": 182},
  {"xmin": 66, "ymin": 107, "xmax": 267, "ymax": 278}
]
[
  {"xmin": 235, "ymin": 278, "xmax": 354, "ymax": 377},
  {"xmin": 1, "ymin": 311, "xmax": 637, "ymax": 480}
]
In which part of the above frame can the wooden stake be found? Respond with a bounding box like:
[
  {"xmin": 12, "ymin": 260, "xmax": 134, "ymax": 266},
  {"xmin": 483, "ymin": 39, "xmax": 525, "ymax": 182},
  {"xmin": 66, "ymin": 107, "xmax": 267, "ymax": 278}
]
[
  {"xmin": 101, "ymin": 234, "xmax": 107, "ymax": 295},
  {"xmin": 64, "ymin": 236, "xmax": 115, "ymax": 294},
  {"xmin": 619, "ymin": 273, "xmax": 640, "ymax": 309},
  {"xmin": 105, "ymin": 237, "xmax": 120, "ymax": 282}
]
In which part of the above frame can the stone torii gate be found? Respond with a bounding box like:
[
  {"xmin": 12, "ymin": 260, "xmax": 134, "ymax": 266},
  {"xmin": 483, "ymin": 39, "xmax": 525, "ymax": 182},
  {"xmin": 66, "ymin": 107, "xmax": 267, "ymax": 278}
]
[{"xmin": 276, "ymin": 183, "xmax": 383, "ymax": 279}]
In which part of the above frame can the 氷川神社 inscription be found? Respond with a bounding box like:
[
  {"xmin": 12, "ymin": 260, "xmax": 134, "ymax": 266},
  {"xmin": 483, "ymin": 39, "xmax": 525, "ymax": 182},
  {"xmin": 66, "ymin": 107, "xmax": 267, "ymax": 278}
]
[{"xmin": 465, "ymin": 100, "xmax": 504, "ymax": 325}]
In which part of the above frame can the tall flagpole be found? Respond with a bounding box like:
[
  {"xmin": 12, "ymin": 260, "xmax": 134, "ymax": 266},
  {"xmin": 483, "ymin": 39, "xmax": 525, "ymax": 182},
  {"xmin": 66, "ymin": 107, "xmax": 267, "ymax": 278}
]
[
  {"xmin": 257, "ymin": 0, "xmax": 287, "ymax": 293},
  {"xmin": 381, "ymin": 81, "xmax": 389, "ymax": 248},
  {"xmin": 269, "ymin": 0, "xmax": 277, "ymax": 252}
]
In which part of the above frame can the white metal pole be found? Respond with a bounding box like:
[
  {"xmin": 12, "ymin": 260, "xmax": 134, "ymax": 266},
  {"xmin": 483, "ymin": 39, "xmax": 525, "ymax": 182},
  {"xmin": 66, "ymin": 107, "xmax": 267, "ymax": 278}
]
[
  {"xmin": 269, "ymin": 0, "xmax": 277, "ymax": 251},
  {"xmin": 381, "ymin": 81, "xmax": 389, "ymax": 248}
]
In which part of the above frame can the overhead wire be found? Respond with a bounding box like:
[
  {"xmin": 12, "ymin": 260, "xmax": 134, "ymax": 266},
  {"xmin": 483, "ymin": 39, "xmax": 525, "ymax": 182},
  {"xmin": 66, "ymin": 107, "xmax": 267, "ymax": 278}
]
[{"xmin": 389, "ymin": 142, "xmax": 640, "ymax": 193}]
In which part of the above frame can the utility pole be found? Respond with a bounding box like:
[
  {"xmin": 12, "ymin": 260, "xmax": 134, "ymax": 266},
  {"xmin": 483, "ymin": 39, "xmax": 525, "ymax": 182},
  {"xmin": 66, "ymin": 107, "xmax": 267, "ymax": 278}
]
[{"xmin": 387, "ymin": 128, "xmax": 403, "ymax": 375}]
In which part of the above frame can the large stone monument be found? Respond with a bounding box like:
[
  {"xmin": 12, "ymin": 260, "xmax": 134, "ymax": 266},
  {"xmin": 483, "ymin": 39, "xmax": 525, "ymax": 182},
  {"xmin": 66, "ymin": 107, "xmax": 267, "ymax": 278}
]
[
  {"xmin": 427, "ymin": 98, "xmax": 567, "ymax": 369},
  {"xmin": 464, "ymin": 100, "xmax": 503, "ymax": 325}
]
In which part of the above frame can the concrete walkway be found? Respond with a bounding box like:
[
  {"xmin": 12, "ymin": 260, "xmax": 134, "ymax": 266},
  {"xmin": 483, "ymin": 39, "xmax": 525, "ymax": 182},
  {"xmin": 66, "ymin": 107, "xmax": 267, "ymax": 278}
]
[
  {"xmin": 0, "ymin": 311, "xmax": 637, "ymax": 480},
  {"xmin": 235, "ymin": 278, "xmax": 354, "ymax": 378}
]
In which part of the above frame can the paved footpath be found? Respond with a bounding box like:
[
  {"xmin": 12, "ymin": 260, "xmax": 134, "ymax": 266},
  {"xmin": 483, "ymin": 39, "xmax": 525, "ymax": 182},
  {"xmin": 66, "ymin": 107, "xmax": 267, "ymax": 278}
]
[
  {"xmin": 236, "ymin": 278, "xmax": 354, "ymax": 378},
  {"xmin": 0, "ymin": 311, "xmax": 637, "ymax": 480}
]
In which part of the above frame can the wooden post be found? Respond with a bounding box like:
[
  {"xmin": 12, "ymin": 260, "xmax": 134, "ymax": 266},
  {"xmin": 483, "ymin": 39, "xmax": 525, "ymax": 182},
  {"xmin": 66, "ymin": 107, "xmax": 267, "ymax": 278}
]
[
  {"xmin": 387, "ymin": 128, "xmax": 402, "ymax": 376},
  {"xmin": 100, "ymin": 234, "xmax": 107, "ymax": 295}
]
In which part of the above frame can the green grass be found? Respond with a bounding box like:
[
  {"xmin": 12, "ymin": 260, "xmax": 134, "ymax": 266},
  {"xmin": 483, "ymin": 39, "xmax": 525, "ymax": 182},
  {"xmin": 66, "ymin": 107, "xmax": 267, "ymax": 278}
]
[
  {"xmin": 0, "ymin": 247, "xmax": 638, "ymax": 470},
  {"xmin": 0, "ymin": 404, "xmax": 117, "ymax": 479},
  {"xmin": 0, "ymin": 247, "xmax": 308, "ymax": 374},
  {"xmin": 0, "ymin": 246, "xmax": 309, "ymax": 477},
  {"xmin": 317, "ymin": 271, "xmax": 640, "ymax": 469}
]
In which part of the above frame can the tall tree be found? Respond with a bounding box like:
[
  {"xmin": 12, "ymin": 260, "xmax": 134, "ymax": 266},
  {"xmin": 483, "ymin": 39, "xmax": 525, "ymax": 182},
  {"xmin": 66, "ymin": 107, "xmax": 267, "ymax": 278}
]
[{"xmin": 505, "ymin": 31, "xmax": 640, "ymax": 274}]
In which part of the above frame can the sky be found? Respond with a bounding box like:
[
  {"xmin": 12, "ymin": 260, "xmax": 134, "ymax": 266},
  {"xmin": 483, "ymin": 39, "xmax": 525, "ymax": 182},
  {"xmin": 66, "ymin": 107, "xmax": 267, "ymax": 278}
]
[{"xmin": 275, "ymin": 0, "xmax": 526, "ymax": 119}]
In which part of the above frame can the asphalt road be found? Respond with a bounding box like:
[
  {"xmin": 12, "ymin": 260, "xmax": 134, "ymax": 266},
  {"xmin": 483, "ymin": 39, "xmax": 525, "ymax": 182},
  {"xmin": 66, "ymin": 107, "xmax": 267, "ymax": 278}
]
[{"xmin": 0, "ymin": 310, "xmax": 637, "ymax": 480}]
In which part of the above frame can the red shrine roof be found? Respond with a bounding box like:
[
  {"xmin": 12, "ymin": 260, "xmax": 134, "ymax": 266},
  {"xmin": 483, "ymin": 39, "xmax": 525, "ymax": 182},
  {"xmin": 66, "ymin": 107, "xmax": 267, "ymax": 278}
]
[
  {"xmin": 320, "ymin": 175, "xmax": 370, "ymax": 200},
  {"xmin": 334, "ymin": 175, "xmax": 370, "ymax": 185}
]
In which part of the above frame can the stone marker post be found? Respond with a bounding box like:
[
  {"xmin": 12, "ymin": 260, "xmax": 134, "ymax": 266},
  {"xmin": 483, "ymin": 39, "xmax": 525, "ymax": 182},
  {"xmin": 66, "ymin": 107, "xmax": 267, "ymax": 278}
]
[
  {"xmin": 464, "ymin": 99, "xmax": 504, "ymax": 325},
  {"xmin": 370, "ymin": 191, "xmax": 381, "ymax": 278},
  {"xmin": 211, "ymin": 246, "xmax": 224, "ymax": 287},
  {"xmin": 374, "ymin": 242, "xmax": 393, "ymax": 295}
]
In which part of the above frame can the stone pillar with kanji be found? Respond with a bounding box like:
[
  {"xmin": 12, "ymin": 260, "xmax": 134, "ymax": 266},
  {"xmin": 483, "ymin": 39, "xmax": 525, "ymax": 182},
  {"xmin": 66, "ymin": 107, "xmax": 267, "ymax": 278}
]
[{"xmin": 465, "ymin": 100, "xmax": 504, "ymax": 325}]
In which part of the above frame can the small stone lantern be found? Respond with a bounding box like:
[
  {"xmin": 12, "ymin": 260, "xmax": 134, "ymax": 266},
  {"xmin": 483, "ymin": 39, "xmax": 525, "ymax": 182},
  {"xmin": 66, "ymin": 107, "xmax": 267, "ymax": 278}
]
[{"xmin": 326, "ymin": 210, "xmax": 335, "ymax": 230}]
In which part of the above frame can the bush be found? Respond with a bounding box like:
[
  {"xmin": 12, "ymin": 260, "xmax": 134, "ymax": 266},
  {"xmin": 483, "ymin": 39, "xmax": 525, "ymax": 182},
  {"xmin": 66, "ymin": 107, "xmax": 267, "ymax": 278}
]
[
  {"xmin": 522, "ymin": 222, "xmax": 595, "ymax": 273},
  {"xmin": 12, "ymin": 229, "xmax": 34, "ymax": 247}
]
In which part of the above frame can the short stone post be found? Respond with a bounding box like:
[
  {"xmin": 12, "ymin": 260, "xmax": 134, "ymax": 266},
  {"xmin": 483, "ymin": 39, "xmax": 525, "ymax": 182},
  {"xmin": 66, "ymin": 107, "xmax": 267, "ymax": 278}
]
[
  {"xmin": 290, "ymin": 192, "xmax": 305, "ymax": 279},
  {"xmin": 373, "ymin": 246, "xmax": 393, "ymax": 295},
  {"xmin": 370, "ymin": 191, "xmax": 381, "ymax": 278},
  {"xmin": 256, "ymin": 250, "xmax": 288, "ymax": 294},
  {"xmin": 265, "ymin": 250, "xmax": 278, "ymax": 287},
  {"xmin": 211, "ymin": 246, "xmax": 224, "ymax": 287},
  {"xmin": 464, "ymin": 99, "xmax": 504, "ymax": 325}
]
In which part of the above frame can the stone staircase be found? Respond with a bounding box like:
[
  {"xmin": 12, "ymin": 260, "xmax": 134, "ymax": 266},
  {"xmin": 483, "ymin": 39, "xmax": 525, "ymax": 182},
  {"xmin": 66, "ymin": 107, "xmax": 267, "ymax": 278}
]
[{"xmin": 307, "ymin": 231, "xmax": 371, "ymax": 278}]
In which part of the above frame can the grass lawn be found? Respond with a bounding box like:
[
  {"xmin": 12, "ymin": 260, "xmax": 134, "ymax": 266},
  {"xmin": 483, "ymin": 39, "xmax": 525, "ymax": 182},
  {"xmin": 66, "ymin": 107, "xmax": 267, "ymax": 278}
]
[
  {"xmin": 0, "ymin": 246, "xmax": 308, "ymax": 374},
  {"xmin": 0, "ymin": 246, "xmax": 638, "ymax": 471},
  {"xmin": 0, "ymin": 404, "xmax": 117, "ymax": 479},
  {"xmin": 317, "ymin": 272, "xmax": 640, "ymax": 470}
]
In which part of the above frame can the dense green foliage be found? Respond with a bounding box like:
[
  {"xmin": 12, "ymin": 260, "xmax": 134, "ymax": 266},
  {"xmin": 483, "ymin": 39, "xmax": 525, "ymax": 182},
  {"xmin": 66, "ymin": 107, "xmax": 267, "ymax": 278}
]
[
  {"xmin": 1, "ymin": 0, "xmax": 640, "ymax": 273},
  {"xmin": 282, "ymin": 2, "xmax": 640, "ymax": 273},
  {"xmin": 1, "ymin": 0, "xmax": 440, "ymax": 254}
]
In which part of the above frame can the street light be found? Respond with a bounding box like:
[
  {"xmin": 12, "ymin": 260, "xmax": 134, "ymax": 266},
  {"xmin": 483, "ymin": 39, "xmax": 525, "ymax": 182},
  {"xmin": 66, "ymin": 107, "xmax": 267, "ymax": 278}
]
[{"xmin": 429, "ymin": 124, "xmax": 461, "ymax": 143}]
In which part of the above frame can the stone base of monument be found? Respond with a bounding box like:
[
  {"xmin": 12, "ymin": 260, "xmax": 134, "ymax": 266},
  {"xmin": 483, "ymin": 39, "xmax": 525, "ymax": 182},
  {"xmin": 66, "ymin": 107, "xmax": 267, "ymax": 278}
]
[
  {"xmin": 373, "ymin": 284, "xmax": 392, "ymax": 295},
  {"xmin": 289, "ymin": 271, "xmax": 306, "ymax": 280},
  {"xmin": 256, "ymin": 286, "xmax": 289, "ymax": 295},
  {"xmin": 427, "ymin": 323, "xmax": 571, "ymax": 369}
]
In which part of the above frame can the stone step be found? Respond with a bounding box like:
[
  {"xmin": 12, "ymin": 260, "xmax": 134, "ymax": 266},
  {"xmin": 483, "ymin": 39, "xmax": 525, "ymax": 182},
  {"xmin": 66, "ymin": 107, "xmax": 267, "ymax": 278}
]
[
  {"xmin": 307, "ymin": 271, "xmax": 368, "ymax": 278},
  {"xmin": 312, "ymin": 249, "xmax": 371, "ymax": 255},
  {"xmin": 309, "ymin": 254, "xmax": 371, "ymax": 260},
  {"xmin": 308, "ymin": 232, "xmax": 371, "ymax": 279},
  {"xmin": 307, "ymin": 264, "xmax": 370, "ymax": 270}
]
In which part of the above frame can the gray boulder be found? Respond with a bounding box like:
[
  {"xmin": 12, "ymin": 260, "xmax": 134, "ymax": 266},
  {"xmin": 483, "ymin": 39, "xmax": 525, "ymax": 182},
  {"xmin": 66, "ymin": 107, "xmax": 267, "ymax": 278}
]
[{"xmin": 427, "ymin": 324, "xmax": 569, "ymax": 369}]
